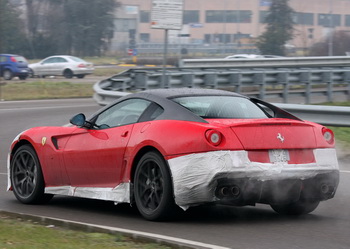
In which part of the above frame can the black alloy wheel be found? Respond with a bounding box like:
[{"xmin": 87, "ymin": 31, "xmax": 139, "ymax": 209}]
[
  {"xmin": 11, "ymin": 145, "xmax": 53, "ymax": 204},
  {"xmin": 134, "ymin": 151, "xmax": 177, "ymax": 221}
]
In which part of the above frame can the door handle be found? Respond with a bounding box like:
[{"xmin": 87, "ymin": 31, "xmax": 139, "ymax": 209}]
[{"xmin": 121, "ymin": 131, "xmax": 129, "ymax": 137}]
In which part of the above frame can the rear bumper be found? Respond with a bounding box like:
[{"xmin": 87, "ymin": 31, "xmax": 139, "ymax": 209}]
[
  {"xmin": 215, "ymin": 171, "xmax": 339, "ymax": 206},
  {"xmin": 73, "ymin": 68, "xmax": 94, "ymax": 75},
  {"xmin": 167, "ymin": 148, "xmax": 339, "ymax": 210}
]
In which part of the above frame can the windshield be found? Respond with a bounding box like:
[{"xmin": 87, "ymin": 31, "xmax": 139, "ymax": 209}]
[{"xmin": 172, "ymin": 96, "xmax": 268, "ymax": 119}]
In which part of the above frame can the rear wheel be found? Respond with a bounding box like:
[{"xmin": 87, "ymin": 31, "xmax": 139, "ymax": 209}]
[
  {"xmin": 3, "ymin": 69, "xmax": 13, "ymax": 80},
  {"xmin": 10, "ymin": 145, "xmax": 53, "ymax": 204},
  {"xmin": 63, "ymin": 69, "xmax": 73, "ymax": 78},
  {"xmin": 134, "ymin": 151, "xmax": 177, "ymax": 221},
  {"xmin": 271, "ymin": 200, "xmax": 320, "ymax": 215},
  {"xmin": 19, "ymin": 75, "xmax": 27, "ymax": 80}
]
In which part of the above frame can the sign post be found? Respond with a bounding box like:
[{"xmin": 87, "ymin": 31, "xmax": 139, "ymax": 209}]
[{"xmin": 151, "ymin": 0, "xmax": 183, "ymax": 87}]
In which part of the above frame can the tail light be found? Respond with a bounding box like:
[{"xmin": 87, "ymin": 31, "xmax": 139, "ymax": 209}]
[
  {"xmin": 10, "ymin": 57, "xmax": 17, "ymax": 62},
  {"xmin": 77, "ymin": 63, "xmax": 86, "ymax": 68},
  {"xmin": 322, "ymin": 127, "xmax": 334, "ymax": 144},
  {"xmin": 205, "ymin": 129, "xmax": 222, "ymax": 146}
]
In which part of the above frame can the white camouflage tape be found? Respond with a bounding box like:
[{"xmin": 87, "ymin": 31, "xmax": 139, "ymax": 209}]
[{"xmin": 168, "ymin": 148, "xmax": 339, "ymax": 210}]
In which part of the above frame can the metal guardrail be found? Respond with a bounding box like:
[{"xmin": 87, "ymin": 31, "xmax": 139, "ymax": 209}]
[
  {"xmin": 93, "ymin": 61, "xmax": 350, "ymax": 127},
  {"xmin": 179, "ymin": 56, "xmax": 350, "ymax": 68},
  {"xmin": 274, "ymin": 103, "xmax": 350, "ymax": 127},
  {"xmin": 93, "ymin": 66, "xmax": 350, "ymax": 105},
  {"xmin": 93, "ymin": 86, "xmax": 350, "ymax": 127}
]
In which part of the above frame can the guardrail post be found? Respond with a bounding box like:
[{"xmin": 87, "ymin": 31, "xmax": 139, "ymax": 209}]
[
  {"xmin": 135, "ymin": 71, "xmax": 148, "ymax": 90},
  {"xmin": 300, "ymin": 69, "xmax": 311, "ymax": 104},
  {"xmin": 162, "ymin": 73, "xmax": 170, "ymax": 88},
  {"xmin": 254, "ymin": 71, "xmax": 266, "ymax": 100},
  {"xmin": 277, "ymin": 70, "xmax": 289, "ymax": 103},
  {"xmin": 204, "ymin": 72, "xmax": 218, "ymax": 88},
  {"xmin": 228, "ymin": 72, "xmax": 242, "ymax": 93},
  {"xmin": 182, "ymin": 73, "xmax": 194, "ymax": 88},
  {"xmin": 322, "ymin": 70, "xmax": 333, "ymax": 102},
  {"xmin": 344, "ymin": 70, "xmax": 350, "ymax": 101}
]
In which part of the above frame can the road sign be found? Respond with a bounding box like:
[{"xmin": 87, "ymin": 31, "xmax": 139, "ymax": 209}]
[{"xmin": 151, "ymin": 0, "xmax": 183, "ymax": 30}]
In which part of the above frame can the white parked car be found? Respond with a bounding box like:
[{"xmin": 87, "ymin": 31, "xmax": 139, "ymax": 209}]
[
  {"xmin": 29, "ymin": 55, "xmax": 94, "ymax": 78},
  {"xmin": 225, "ymin": 54, "xmax": 285, "ymax": 59},
  {"xmin": 225, "ymin": 54, "xmax": 263, "ymax": 59}
]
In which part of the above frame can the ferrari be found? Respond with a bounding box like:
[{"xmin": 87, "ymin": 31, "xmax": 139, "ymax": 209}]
[{"xmin": 7, "ymin": 88, "xmax": 339, "ymax": 220}]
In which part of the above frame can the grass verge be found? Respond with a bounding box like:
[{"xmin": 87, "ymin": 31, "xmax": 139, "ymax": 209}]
[
  {"xmin": 0, "ymin": 214, "xmax": 171, "ymax": 249},
  {"xmin": 0, "ymin": 81, "xmax": 94, "ymax": 101}
]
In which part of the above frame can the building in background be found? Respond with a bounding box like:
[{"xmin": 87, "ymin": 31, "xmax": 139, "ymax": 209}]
[{"xmin": 112, "ymin": 0, "xmax": 350, "ymax": 55}]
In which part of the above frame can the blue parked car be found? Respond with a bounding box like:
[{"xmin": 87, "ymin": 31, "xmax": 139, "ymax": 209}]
[{"xmin": 0, "ymin": 54, "xmax": 30, "ymax": 80}]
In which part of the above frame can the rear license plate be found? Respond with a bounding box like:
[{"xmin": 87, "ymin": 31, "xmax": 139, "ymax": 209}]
[{"xmin": 269, "ymin": 149, "xmax": 290, "ymax": 163}]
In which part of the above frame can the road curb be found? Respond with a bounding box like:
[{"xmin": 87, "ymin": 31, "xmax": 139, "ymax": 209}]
[{"xmin": 0, "ymin": 210, "xmax": 229, "ymax": 249}]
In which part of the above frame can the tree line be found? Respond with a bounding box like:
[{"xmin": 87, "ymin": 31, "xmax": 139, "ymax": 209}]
[{"xmin": 0, "ymin": 0, "xmax": 118, "ymax": 58}]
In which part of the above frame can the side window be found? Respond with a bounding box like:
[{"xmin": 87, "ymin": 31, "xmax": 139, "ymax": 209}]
[
  {"xmin": 57, "ymin": 57, "xmax": 68, "ymax": 63},
  {"xmin": 43, "ymin": 58, "xmax": 55, "ymax": 64},
  {"xmin": 94, "ymin": 98, "xmax": 151, "ymax": 128}
]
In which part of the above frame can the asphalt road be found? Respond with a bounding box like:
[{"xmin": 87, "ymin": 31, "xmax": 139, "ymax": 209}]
[{"xmin": 1, "ymin": 98, "xmax": 350, "ymax": 249}]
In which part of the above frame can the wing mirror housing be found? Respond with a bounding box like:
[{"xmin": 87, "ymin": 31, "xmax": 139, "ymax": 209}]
[{"xmin": 70, "ymin": 113, "xmax": 86, "ymax": 127}]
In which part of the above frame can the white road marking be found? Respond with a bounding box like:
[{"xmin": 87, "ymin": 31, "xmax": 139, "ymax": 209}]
[{"xmin": 0, "ymin": 104, "xmax": 97, "ymax": 111}]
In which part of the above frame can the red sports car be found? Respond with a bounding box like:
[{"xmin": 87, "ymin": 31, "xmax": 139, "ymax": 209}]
[{"xmin": 7, "ymin": 89, "xmax": 339, "ymax": 221}]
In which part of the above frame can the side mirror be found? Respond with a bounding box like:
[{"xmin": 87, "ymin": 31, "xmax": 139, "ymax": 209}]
[{"xmin": 70, "ymin": 113, "xmax": 86, "ymax": 127}]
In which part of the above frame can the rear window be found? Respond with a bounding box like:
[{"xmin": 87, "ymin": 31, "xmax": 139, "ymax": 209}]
[
  {"xmin": 172, "ymin": 96, "xmax": 268, "ymax": 119},
  {"xmin": 69, "ymin": 56, "xmax": 85, "ymax": 62},
  {"xmin": 13, "ymin": 56, "xmax": 27, "ymax": 63}
]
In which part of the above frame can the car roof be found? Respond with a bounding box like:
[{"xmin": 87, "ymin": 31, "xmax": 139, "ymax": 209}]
[
  {"xmin": 134, "ymin": 88, "xmax": 245, "ymax": 99},
  {"xmin": 0, "ymin": 54, "xmax": 22, "ymax": 57},
  {"xmin": 94, "ymin": 88, "xmax": 248, "ymax": 124}
]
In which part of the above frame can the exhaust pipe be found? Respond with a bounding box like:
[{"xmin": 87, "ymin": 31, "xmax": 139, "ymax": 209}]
[
  {"xmin": 231, "ymin": 186, "xmax": 240, "ymax": 197},
  {"xmin": 320, "ymin": 184, "xmax": 330, "ymax": 194},
  {"xmin": 219, "ymin": 187, "xmax": 230, "ymax": 197}
]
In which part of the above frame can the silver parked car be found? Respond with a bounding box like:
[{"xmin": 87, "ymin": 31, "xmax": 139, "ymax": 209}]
[{"xmin": 29, "ymin": 55, "xmax": 94, "ymax": 78}]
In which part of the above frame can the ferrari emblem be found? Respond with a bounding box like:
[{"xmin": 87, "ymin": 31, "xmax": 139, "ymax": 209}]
[
  {"xmin": 277, "ymin": 133, "xmax": 284, "ymax": 143},
  {"xmin": 42, "ymin": 137, "xmax": 47, "ymax": 146}
]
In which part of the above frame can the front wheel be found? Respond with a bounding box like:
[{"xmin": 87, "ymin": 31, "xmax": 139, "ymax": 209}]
[
  {"xmin": 76, "ymin": 74, "xmax": 85, "ymax": 79},
  {"xmin": 10, "ymin": 145, "xmax": 53, "ymax": 204},
  {"xmin": 271, "ymin": 200, "xmax": 320, "ymax": 215},
  {"xmin": 134, "ymin": 151, "xmax": 177, "ymax": 221},
  {"xmin": 3, "ymin": 69, "xmax": 13, "ymax": 80}
]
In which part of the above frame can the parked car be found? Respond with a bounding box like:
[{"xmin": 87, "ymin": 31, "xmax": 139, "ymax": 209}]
[
  {"xmin": 7, "ymin": 88, "xmax": 339, "ymax": 221},
  {"xmin": 225, "ymin": 54, "xmax": 285, "ymax": 59},
  {"xmin": 0, "ymin": 54, "xmax": 30, "ymax": 80},
  {"xmin": 29, "ymin": 55, "xmax": 94, "ymax": 79}
]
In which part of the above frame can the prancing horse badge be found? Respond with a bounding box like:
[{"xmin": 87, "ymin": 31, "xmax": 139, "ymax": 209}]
[
  {"xmin": 42, "ymin": 137, "xmax": 47, "ymax": 146},
  {"xmin": 277, "ymin": 133, "xmax": 284, "ymax": 143}
]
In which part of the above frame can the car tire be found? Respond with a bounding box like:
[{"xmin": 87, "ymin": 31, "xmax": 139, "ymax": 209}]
[
  {"xmin": 63, "ymin": 69, "xmax": 73, "ymax": 79},
  {"xmin": 19, "ymin": 76, "xmax": 27, "ymax": 80},
  {"xmin": 3, "ymin": 69, "xmax": 13, "ymax": 80},
  {"xmin": 76, "ymin": 74, "xmax": 85, "ymax": 79},
  {"xmin": 270, "ymin": 200, "xmax": 320, "ymax": 215},
  {"xmin": 134, "ymin": 151, "xmax": 178, "ymax": 221},
  {"xmin": 10, "ymin": 145, "xmax": 54, "ymax": 204}
]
